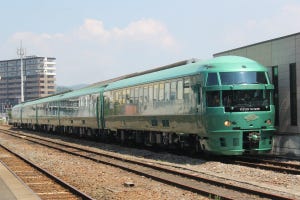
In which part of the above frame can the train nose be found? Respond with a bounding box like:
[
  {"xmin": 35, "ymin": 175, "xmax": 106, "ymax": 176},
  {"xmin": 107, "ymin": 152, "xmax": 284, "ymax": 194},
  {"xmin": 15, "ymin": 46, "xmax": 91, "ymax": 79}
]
[
  {"xmin": 244, "ymin": 114, "xmax": 259, "ymax": 122},
  {"xmin": 248, "ymin": 132, "xmax": 260, "ymax": 140}
]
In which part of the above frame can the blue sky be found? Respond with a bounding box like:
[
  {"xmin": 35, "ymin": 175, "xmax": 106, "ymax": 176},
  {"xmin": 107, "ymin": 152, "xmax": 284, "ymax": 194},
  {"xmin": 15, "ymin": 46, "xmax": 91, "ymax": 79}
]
[{"xmin": 1, "ymin": 0, "xmax": 299, "ymax": 86}]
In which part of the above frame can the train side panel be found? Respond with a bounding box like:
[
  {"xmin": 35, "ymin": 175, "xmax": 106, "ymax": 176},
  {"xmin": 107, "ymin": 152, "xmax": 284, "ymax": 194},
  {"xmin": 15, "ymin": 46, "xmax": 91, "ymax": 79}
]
[
  {"xmin": 57, "ymin": 93, "xmax": 100, "ymax": 130},
  {"xmin": 11, "ymin": 56, "xmax": 275, "ymax": 156},
  {"xmin": 11, "ymin": 104, "xmax": 23, "ymax": 127},
  {"xmin": 103, "ymin": 75, "xmax": 204, "ymax": 135}
]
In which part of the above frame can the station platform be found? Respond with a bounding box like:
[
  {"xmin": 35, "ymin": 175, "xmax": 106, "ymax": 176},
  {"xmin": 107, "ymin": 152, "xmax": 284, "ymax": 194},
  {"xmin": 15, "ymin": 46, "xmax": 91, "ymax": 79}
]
[{"xmin": 0, "ymin": 161, "xmax": 40, "ymax": 200}]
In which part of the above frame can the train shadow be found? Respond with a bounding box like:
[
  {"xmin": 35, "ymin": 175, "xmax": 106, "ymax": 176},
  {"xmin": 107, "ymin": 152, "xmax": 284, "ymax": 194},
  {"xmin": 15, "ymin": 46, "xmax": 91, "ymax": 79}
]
[{"xmin": 11, "ymin": 127, "xmax": 208, "ymax": 166}]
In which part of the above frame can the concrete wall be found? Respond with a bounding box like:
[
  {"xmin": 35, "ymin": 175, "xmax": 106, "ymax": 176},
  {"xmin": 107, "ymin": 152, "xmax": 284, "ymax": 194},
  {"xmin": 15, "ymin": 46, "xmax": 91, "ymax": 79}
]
[{"xmin": 273, "ymin": 134, "xmax": 300, "ymax": 157}]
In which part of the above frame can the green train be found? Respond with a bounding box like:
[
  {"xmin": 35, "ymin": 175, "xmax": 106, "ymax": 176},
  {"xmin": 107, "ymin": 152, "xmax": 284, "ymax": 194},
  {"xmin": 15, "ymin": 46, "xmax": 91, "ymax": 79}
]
[{"xmin": 11, "ymin": 56, "xmax": 275, "ymax": 155}]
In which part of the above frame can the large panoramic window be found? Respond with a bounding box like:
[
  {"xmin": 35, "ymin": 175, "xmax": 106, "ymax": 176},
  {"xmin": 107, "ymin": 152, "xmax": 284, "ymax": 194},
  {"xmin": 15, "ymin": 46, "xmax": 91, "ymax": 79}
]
[
  {"xmin": 220, "ymin": 72, "xmax": 267, "ymax": 85},
  {"xmin": 206, "ymin": 91, "xmax": 220, "ymax": 107},
  {"xmin": 222, "ymin": 90, "xmax": 270, "ymax": 112}
]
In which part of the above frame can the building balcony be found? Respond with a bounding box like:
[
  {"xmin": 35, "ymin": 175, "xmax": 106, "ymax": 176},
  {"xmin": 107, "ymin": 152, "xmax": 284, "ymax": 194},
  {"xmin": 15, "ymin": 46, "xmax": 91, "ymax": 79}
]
[
  {"xmin": 25, "ymin": 83, "xmax": 39, "ymax": 87},
  {"xmin": 25, "ymin": 88, "xmax": 39, "ymax": 93}
]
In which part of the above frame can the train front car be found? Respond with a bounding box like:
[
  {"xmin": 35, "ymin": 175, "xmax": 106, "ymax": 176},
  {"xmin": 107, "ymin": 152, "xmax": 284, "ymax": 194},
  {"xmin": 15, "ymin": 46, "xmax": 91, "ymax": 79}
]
[{"xmin": 202, "ymin": 56, "xmax": 275, "ymax": 155}]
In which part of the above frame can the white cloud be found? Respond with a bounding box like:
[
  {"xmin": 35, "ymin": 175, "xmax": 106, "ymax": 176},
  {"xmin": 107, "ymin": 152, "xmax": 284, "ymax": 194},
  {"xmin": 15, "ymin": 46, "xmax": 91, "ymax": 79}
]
[
  {"xmin": 221, "ymin": 3, "xmax": 300, "ymax": 49},
  {"xmin": 77, "ymin": 19, "xmax": 110, "ymax": 42},
  {"xmin": 6, "ymin": 32, "xmax": 65, "ymax": 56},
  {"xmin": 2, "ymin": 18, "xmax": 180, "ymax": 86},
  {"xmin": 76, "ymin": 18, "xmax": 178, "ymax": 49}
]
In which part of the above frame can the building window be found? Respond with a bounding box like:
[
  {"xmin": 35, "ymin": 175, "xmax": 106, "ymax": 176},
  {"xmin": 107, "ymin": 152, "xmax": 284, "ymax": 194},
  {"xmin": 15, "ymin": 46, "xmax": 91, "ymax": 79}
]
[{"xmin": 289, "ymin": 63, "xmax": 297, "ymax": 126}]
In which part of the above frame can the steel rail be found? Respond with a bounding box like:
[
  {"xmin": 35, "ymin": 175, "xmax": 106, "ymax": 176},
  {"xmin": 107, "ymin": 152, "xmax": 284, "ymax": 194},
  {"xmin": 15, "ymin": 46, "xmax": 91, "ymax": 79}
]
[
  {"xmin": 225, "ymin": 156, "xmax": 300, "ymax": 175},
  {"xmin": 0, "ymin": 142, "xmax": 95, "ymax": 200},
  {"xmin": 1, "ymin": 128, "xmax": 296, "ymax": 200}
]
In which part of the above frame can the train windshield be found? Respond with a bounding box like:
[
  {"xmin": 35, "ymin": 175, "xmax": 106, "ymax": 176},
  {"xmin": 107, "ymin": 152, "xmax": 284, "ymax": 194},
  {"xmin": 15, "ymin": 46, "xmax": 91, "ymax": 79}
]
[
  {"xmin": 222, "ymin": 90, "xmax": 270, "ymax": 112},
  {"xmin": 220, "ymin": 72, "xmax": 267, "ymax": 85}
]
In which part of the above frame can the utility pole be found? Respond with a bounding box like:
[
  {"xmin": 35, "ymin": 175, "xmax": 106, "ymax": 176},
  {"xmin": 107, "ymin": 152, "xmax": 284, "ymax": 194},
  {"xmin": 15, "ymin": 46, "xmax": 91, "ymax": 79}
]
[{"xmin": 17, "ymin": 41, "xmax": 25, "ymax": 102}]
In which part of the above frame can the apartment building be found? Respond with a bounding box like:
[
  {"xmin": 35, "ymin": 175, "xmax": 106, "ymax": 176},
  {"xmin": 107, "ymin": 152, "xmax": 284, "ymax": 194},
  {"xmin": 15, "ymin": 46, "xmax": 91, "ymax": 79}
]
[{"xmin": 0, "ymin": 56, "xmax": 56, "ymax": 113}]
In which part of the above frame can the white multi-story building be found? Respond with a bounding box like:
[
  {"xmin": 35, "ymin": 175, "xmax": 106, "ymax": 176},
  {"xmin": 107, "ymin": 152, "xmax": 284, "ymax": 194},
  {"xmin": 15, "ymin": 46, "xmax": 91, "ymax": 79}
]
[{"xmin": 0, "ymin": 56, "xmax": 56, "ymax": 113}]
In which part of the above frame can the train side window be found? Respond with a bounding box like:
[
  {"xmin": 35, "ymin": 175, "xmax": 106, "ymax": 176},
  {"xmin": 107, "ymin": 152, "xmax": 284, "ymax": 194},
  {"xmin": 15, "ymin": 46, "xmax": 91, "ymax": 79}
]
[
  {"xmin": 159, "ymin": 83, "xmax": 164, "ymax": 101},
  {"xmin": 79, "ymin": 97, "xmax": 84, "ymax": 107},
  {"xmin": 134, "ymin": 87, "xmax": 139, "ymax": 103},
  {"xmin": 72, "ymin": 98, "xmax": 79, "ymax": 108},
  {"xmin": 149, "ymin": 85, "xmax": 153, "ymax": 102},
  {"xmin": 139, "ymin": 87, "xmax": 143, "ymax": 104},
  {"xmin": 177, "ymin": 80, "xmax": 183, "ymax": 100},
  {"xmin": 114, "ymin": 91, "xmax": 118, "ymax": 102},
  {"xmin": 108, "ymin": 93, "xmax": 114, "ymax": 110},
  {"xmin": 86, "ymin": 95, "xmax": 89, "ymax": 107},
  {"xmin": 206, "ymin": 91, "xmax": 220, "ymax": 107},
  {"xmin": 126, "ymin": 89, "xmax": 130, "ymax": 103},
  {"xmin": 207, "ymin": 73, "xmax": 219, "ymax": 86},
  {"xmin": 113, "ymin": 91, "xmax": 117, "ymax": 104},
  {"xmin": 118, "ymin": 91, "xmax": 122, "ymax": 104},
  {"xmin": 197, "ymin": 85, "xmax": 202, "ymax": 105},
  {"xmin": 183, "ymin": 79, "xmax": 191, "ymax": 102},
  {"xmin": 122, "ymin": 90, "xmax": 126, "ymax": 104},
  {"xmin": 115, "ymin": 91, "xmax": 118, "ymax": 103},
  {"xmin": 154, "ymin": 84, "xmax": 158, "ymax": 101},
  {"xmin": 82, "ymin": 96, "xmax": 85, "ymax": 107},
  {"xmin": 165, "ymin": 82, "xmax": 170, "ymax": 101},
  {"xmin": 144, "ymin": 86, "xmax": 149, "ymax": 103},
  {"xmin": 170, "ymin": 81, "xmax": 177, "ymax": 100},
  {"xmin": 130, "ymin": 88, "xmax": 134, "ymax": 103}
]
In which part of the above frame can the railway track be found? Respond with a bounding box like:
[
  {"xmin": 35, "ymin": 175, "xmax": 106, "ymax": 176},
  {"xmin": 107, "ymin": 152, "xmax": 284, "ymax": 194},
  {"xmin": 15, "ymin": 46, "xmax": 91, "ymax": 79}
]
[
  {"xmin": 0, "ymin": 128, "xmax": 297, "ymax": 200},
  {"xmin": 0, "ymin": 143, "xmax": 94, "ymax": 200},
  {"xmin": 226, "ymin": 156, "xmax": 300, "ymax": 175}
]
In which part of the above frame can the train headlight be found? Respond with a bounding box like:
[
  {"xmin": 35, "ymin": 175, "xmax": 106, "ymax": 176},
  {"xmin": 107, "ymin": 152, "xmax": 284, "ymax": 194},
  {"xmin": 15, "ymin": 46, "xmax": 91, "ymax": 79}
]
[
  {"xmin": 265, "ymin": 119, "xmax": 272, "ymax": 125},
  {"xmin": 224, "ymin": 120, "xmax": 231, "ymax": 127}
]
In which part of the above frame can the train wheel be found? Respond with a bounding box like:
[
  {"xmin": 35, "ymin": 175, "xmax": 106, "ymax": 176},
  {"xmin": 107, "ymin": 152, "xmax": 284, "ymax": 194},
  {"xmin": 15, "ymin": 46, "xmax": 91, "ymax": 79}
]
[
  {"xmin": 87, "ymin": 128, "xmax": 93, "ymax": 137},
  {"xmin": 190, "ymin": 136, "xmax": 202, "ymax": 155}
]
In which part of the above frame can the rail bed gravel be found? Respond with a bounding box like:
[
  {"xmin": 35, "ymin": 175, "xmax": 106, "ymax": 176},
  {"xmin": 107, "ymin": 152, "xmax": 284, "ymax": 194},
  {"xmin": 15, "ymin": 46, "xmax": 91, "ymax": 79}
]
[
  {"xmin": 1, "ymin": 128, "xmax": 300, "ymax": 199},
  {"xmin": 0, "ymin": 129, "xmax": 208, "ymax": 200}
]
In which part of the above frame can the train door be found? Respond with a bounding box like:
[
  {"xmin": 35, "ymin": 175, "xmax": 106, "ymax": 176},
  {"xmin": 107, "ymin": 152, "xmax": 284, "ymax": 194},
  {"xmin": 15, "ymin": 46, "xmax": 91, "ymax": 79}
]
[
  {"xmin": 97, "ymin": 91, "xmax": 105, "ymax": 129},
  {"xmin": 196, "ymin": 84, "xmax": 204, "ymax": 129},
  {"xmin": 20, "ymin": 107, "xmax": 23, "ymax": 126},
  {"xmin": 195, "ymin": 73, "xmax": 205, "ymax": 117},
  {"xmin": 35, "ymin": 104, "xmax": 38, "ymax": 125}
]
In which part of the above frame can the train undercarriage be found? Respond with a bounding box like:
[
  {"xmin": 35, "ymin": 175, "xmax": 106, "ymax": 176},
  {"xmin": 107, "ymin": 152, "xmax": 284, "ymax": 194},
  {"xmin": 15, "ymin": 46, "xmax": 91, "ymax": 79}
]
[{"xmin": 14, "ymin": 122, "xmax": 201, "ymax": 154}]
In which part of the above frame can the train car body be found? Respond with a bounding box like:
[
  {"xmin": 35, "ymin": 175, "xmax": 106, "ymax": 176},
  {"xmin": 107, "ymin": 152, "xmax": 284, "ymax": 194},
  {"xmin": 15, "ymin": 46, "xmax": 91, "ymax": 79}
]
[
  {"xmin": 12, "ymin": 85, "xmax": 105, "ymax": 134},
  {"xmin": 11, "ymin": 56, "xmax": 275, "ymax": 155},
  {"xmin": 102, "ymin": 56, "xmax": 275, "ymax": 155}
]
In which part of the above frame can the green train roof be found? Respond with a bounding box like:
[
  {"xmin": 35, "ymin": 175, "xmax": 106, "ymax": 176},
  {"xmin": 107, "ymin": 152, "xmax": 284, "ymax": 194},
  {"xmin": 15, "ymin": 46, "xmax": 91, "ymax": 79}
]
[
  {"xmin": 13, "ymin": 56, "xmax": 266, "ymax": 108},
  {"xmin": 20, "ymin": 85, "xmax": 104, "ymax": 107},
  {"xmin": 105, "ymin": 56, "xmax": 267, "ymax": 91},
  {"xmin": 204, "ymin": 55, "xmax": 266, "ymax": 70}
]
